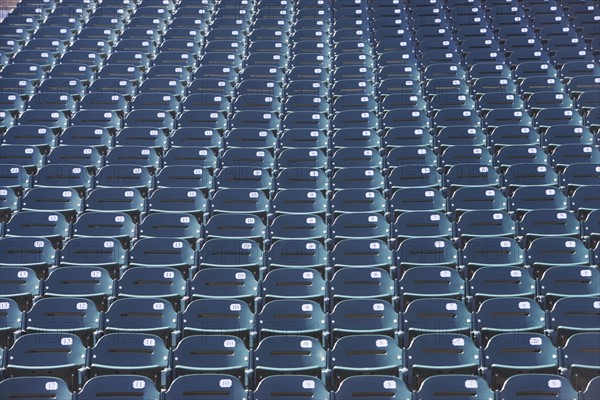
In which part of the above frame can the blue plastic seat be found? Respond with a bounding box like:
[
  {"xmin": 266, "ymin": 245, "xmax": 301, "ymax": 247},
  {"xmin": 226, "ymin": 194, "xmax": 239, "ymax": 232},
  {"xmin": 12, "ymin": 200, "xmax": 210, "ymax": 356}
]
[
  {"xmin": 6, "ymin": 333, "xmax": 86, "ymax": 389},
  {"xmin": 78, "ymin": 375, "xmax": 160, "ymax": 400},
  {"xmin": 253, "ymin": 336, "xmax": 326, "ymax": 386},
  {"xmin": 415, "ymin": 375, "xmax": 494, "ymax": 400},
  {"xmin": 549, "ymin": 297, "xmax": 600, "ymax": 346},
  {"xmin": 330, "ymin": 334, "xmax": 403, "ymax": 388},
  {"xmin": 398, "ymin": 267, "xmax": 465, "ymax": 309},
  {"xmin": 253, "ymin": 375, "xmax": 329, "ymax": 400},
  {"xmin": 406, "ymin": 333, "xmax": 479, "ymax": 387},
  {"xmin": 468, "ymin": 266, "xmax": 536, "ymax": 309},
  {"xmin": 165, "ymin": 374, "xmax": 246, "ymax": 400},
  {"xmin": 90, "ymin": 333, "xmax": 168, "ymax": 386},
  {"xmin": 0, "ymin": 377, "xmax": 73, "ymax": 400},
  {"xmin": 482, "ymin": 333, "xmax": 558, "ymax": 390},
  {"xmin": 498, "ymin": 374, "xmax": 578, "ymax": 400},
  {"xmin": 0, "ymin": 266, "xmax": 40, "ymax": 306}
]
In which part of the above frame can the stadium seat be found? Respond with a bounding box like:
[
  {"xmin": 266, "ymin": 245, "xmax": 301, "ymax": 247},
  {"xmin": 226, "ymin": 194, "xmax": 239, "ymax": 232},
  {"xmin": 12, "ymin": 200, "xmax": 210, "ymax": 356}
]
[{"xmin": 78, "ymin": 375, "xmax": 160, "ymax": 400}]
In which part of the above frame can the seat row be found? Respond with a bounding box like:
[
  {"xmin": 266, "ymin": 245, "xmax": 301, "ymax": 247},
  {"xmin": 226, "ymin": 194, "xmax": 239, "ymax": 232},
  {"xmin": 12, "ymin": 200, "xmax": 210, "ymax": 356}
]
[{"xmin": 0, "ymin": 330, "xmax": 598, "ymax": 393}]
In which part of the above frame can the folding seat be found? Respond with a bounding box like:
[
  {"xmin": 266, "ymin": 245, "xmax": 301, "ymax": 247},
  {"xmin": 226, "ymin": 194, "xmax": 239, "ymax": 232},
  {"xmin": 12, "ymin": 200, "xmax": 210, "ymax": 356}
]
[
  {"xmin": 181, "ymin": 298, "xmax": 254, "ymax": 343},
  {"xmin": 269, "ymin": 214, "xmax": 327, "ymax": 243},
  {"xmin": 181, "ymin": 93, "xmax": 230, "ymax": 113},
  {"xmin": 383, "ymin": 127, "xmax": 433, "ymax": 149},
  {"xmin": 276, "ymin": 149, "xmax": 327, "ymax": 170},
  {"xmin": 223, "ymin": 130, "xmax": 276, "ymax": 152},
  {"xmin": 567, "ymin": 76, "xmax": 600, "ymax": 98},
  {"xmin": 331, "ymin": 147, "xmax": 383, "ymax": 169},
  {"xmin": 330, "ymin": 334, "xmax": 403, "ymax": 388},
  {"xmin": 70, "ymin": 110, "xmax": 122, "ymax": 135},
  {"xmin": 253, "ymin": 336, "xmax": 326, "ymax": 385},
  {"xmin": 329, "ymin": 168, "xmax": 383, "ymax": 191},
  {"xmin": 503, "ymin": 164, "xmax": 559, "ymax": 192},
  {"xmin": 44, "ymin": 147, "xmax": 100, "ymax": 173},
  {"xmin": 526, "ymin": 237, "xmax": 589, "ymax": 275},
  {"xmin": 278, "ymin": 129, "xmax": 328, "ymax": 151},
  {"xmin": 416, "ymin": 375, "xmax": 494, "ymax": 400},
  {"xmin": 551, "ymin": 144, "xmax": 600, "ymax": 171},
  {"xmin": 434, "ymin": 126, "xmax": 491, "ymax": 151},
  {"xmin": 59, "ymin": 51, "xmax": 103, "ymax": 72},
  {"xmin": 5, "ymin": 333, "xmax": 86, "ymax": 389},
  {"xmin": 386, "ymin": 147, "xmax": 436, "ymax": 169},
  {"xmin": 77, "ymin": 375, "xmax": 160, "ymax": 400},
  {"xmin": 123, "ymin": 109, "xmax": 175, "ymax": 134},
  {"xmin": 261, "ymin": 268, "xmax": 326, "ymax": 305},
  {"xmin": 388, "ymin": 165, "xmax": 441, "ymax": 191},
  {"xmin": 1, "ymin": 126, "xmax": 54, "ymax": 152},
  {"xmin": 11, "ymin": 50, "xmax": 56, "ymax": 71},
  {"xmin": 561, "ymin": 163, "xmax": 600, "ymax": 195},
  {"xmin": 173, "ymin": 335, "xmax": 250, "ymax": 379},
  {"xmin": 398, "ymin": 266, "xmax": 464, "ymax": 309},
  {"xmin": 0, "ymin": 296, "xmax": 22, "ymax": 346},
  {"xmin": 5, "ymin": 210, "xmax": 69, "ymax": 245},
  {"xmin": 216, "ymin": 167, "xmax": 271, "ymax": 192},
  {"xmin": 393, "ymin": 211, "xmax": 452, "ymax": 242},
  {"xmin": 189, "ymin": 267, "xmax": 258, "ymax": 306},
  {"xmin": 24, "ymin": 297, "xmax": 100, "ymax": 345},
  {"xmin": 129, "ymin": 93, "xmax": 180, "ymax": 115},
  {"xmin": 539, "ymin": 266, "xmax": 599, "ymax": 311},
  {"xmin": 60, "ymin": 237, "xmax": 126, "ymax": 276},
  {"xmin": 165, "ymin": 374, "xmax": 246, "ymax": 400},
  {"xmin": 0, "ymin": 185, "xmax": 18, "ymax": 219},
  {"xmin": 570, "ymin": 186, "xmax": 600, "ymax": 219},
  {"xmin": 34, "ymin": 164, "xmax": 92, "ymax": 193},
  {"xmin": 534, "ymin": 109, "xmax": 584, "ymax": 133},
  {"xmin": 96, "ymin": 66, "xmax": 142, "ymax": 86},
  {"xmin": 253, "ymin": 375, "xmax": 328, "ymax": 400},
  {"xmin": 138, "ymin": 213, "xmax": 201, "ymax": 243},
  {"xmin": 329, "ymin": 188, "xmax": 385, "ymax": 216},
  {"xmin": 162, "ymin": 148, "xmax": 217, "ymax": 171},
  {"xmin": 37, "ymin": 77, "xmax": 85, "ymax": 100},
  {"xmin": 27, "ymin": 92, "xmax": 77, "ymax": 115},
  {"xmin": 330, "ymin": 212, "xmax": 389, "ymax": 243},
  {"xmin": 424, "ymin": 79, "xmax": 469, "ymax": 100},
  {"xmin": 104, "ymin": 298, "xmax": 177, "ymax": 345},
  {"xmin": 440, "ymin": 147, "xmax": 493, "ymax": 172},
  {"xmin": 203, "ymin": 214, "xmax": 265, "ymax": 244},
  {"xmin": 584, "ymin": 376, "xmax": 600, "ymax": 400},
  {"xmin": 146, "ymin": 65, "xmax": 192, "ymax": 84},
  {"xmin": 220, "ymin": 148, "xmax": 275, "ymax": 170},
  {"xmin": 89, "ymin": 333, "xmax": 168, "ymax": 385},
  {"xmin": 281, "ymin": 112, "xmax": 326, "ymax": 133},
  {"xmin": 335, "ymin": 375, "xmax": 411, "ymax": 400},
  {"xmin": 468, "ymin": 264, "xmax": 535, "ymax": 307},
  {"xmin": 397, "ymin": 237, "xmax": 458, "ymax": 270},
  {"xmin": 498, "ymin": 374, "xmax": 578, "ymax": 400},
  {"xmin": 170, "ymin": 127, "xmax": 222, "ymax": 151},
  {"xmin": 18, "ymin": 110, "xmax": 68, "ymax": 134},
  {"xmin": 0, "ymin": 266, "xmax": 40, "ymax": 309},
  {"xmin": 258, "ymin": 299, "xmax": 326, "ymax": 342},
  {"xmin": 177, "ymin": 110, "xmax": 228, "ymax": 131},
  {"xmin": 197, "ymin": 236, "xmax": 262, "ymax": 275},
  {"xmin": 129, "ymin": 237, "xmax": 195, "ymax": 273},
  {"xmin": 148, "ymin": 187, "xmax": 207, "ymax": 217},
  {"xmin": 330, "ymin": 298, "xmax": 397, "ymax": 340},
  {"xmin": 483, "ymin": 110, "xmax": 534, "ymax": 132},
  {"xmin": 0, "ymin": 376, "xmax": 73, "ymax": 400},
  {"xmin": 548, "ymin": 297, "xmax": 600, "ymax": 347},
  {"xmin": 332, "ymin": 95, "xmax": 377, "ymax": 114},
  {"xmin": 113, "ymin": 128, "xmax": 169, "ymax": 154},
  {"xmin": 483, "ymin": 332, "xmax": 558, "ymax": 389},
  {"xmin": 488, "ymin": 125, "xmax": 539, "ymax": 150},
  {"xmin": 105, "ymin": 51, "xmax": 151, "ymax": 72},
  {"xmin": 0, "ymin": 77, "xmax": 35, "ymax": 100},
  {"xmin": 518, "ymin": 209, "xmax": 579, "ymax": 244},
  {"xmin": 330, "ymin": 238, "xmax": 393, "ymax": 272},
  {"xmin": 0, "ymin": 63, "xmax": 44, "ymax": 84},
  {"xmin": 69, "ymin": 39, "xmax": 112, "ymax": 58},
  {"xmin": 405, "ymin": 333, "xmax": 479, "ymax": 387},
  {"xmin": 559, "ymin": 62, "xmax": 600, "ymax": 81},
  {"xmin": 0, "ymin": 92, "xmax": 25, "ymax": 116},
  {"xmin": 0, "ymin": 146, "xmax": 43, "ymax": 174},
  {"xmin": 475, "ymin": 297, "xmax": 546, "ymax": 345},
  {"xmin": 209, "ymin": 188, "xmax": 267, "ymax": 218},
  {"xmin": 388, "ymin": 188, "xmax": 444, "ymax": 217},
  {"xmin": 495, "ymin": 145, "xmax": 549, "ymax": 171},
  {"xmin": 460, "ymin": 237, "xmax": 525, "ymax": 276}
]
